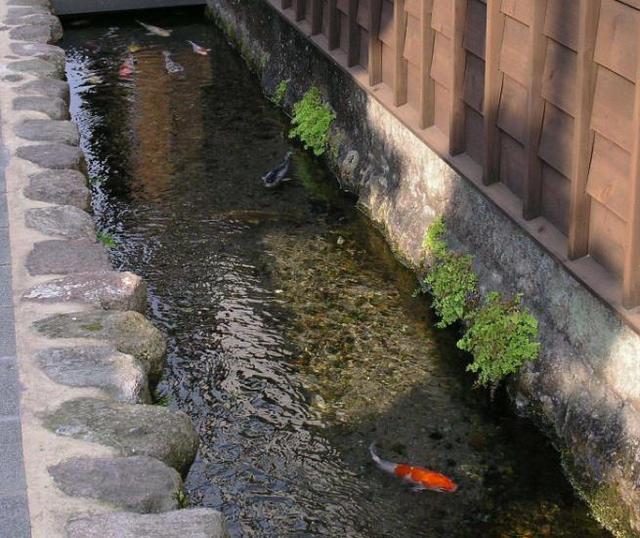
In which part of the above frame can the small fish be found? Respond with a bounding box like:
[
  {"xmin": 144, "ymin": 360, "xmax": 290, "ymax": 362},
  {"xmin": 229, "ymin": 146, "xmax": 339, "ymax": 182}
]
[
  {"xmin": 118, "ymin": 54, "xmax": 135, "ymax": 79},
  {"xmin": 262, "ymin": 151, "xmax": 293, "ymax": 188},
  {"xmin": 136, "ymin": 20, "xmax": 172, "ymax": 37},
  {"xmin": 187, "ymin": 40, "xmax": 211, "ymax": 56},
  {"xmin": 128, "ymin": 43, "xmax": 142, "ymax": 53},
  {"xmin": 162, "ymin": 50, "xmax": 184, "ymax": 75},
  {"xmin": 369, "ymin": 443, "xmax": 458, "ymax": 493}
]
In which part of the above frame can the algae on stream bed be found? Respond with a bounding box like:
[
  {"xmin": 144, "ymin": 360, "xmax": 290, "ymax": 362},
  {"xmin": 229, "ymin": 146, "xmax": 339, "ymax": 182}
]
[{"xmin": 63, "ymin": 7, "xmax": 609, "ymax": 537}]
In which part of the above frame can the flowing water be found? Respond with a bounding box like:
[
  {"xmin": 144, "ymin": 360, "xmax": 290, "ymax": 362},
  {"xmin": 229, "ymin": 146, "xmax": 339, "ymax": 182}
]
[{"xmin": 62, "ymin": 9, "xmax": 610, "ymax": 537}]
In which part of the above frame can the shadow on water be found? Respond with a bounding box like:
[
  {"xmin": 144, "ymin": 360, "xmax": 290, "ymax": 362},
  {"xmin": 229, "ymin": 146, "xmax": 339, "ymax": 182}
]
[{"xmin": 62, "ymin": 8, "xmax": 610, "ymax": 537}]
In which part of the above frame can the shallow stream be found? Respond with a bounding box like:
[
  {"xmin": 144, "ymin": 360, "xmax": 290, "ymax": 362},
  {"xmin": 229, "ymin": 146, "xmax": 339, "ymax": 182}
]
[{"xmin": 63, "ymin": 9, "xmax": 609, "ymax": 537}]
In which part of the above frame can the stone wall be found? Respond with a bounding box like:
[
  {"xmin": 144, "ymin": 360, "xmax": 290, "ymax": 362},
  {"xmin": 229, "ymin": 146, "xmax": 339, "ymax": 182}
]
[
  {"xmin": 205, "ymin": 1, "xmax": 640, "ymax": 536},
  {"xmin": 0, "ymin": 0, "xmax": 227, "ymax": 535}
]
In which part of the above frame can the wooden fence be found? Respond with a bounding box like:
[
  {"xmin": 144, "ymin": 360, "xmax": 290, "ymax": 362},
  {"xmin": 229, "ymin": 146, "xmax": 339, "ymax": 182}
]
[{"xmin": 268, "ymin": 0, "xmax": 640, "ymax": 322}]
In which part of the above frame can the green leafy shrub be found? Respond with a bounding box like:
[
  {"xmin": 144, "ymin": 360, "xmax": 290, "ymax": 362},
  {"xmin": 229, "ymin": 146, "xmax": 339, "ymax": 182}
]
[
  {"xmin": 289, "ymin": 87, "xmax": 335, "ymax": 156},
  {"xmin": 273, "ymin": 79, "xmax": 288, "ymax": 105},
  {"xmin": 422, "ymin": 216, "xmax": 447, "ymax": 258},
  {"xmin": 457, "ymin": 292, "xmax": 540, "ymax": 389}
]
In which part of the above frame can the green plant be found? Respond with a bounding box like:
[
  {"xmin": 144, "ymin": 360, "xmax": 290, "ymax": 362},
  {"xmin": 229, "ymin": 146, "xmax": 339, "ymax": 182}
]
[
  {"xmin": 457, "ymin": 292, "xmax": 540, "ymax": 389},
  {"xmin": 175, "ymin": 489, "xmax": 189, "ymax": 509},
  {"xmin": 289, "ymin": 87, "xmax": 335, "ymax": 156},
  {"xmin": 97, "ymin": 231, "xmax": 116, "ymax": 248},
  {"xmin": 273, "ymin": 79, "xmax": 288, "ymax": 105},
  {"xmin": 422, "ymin": 217, "xmax": 447, "ymax": 258}
]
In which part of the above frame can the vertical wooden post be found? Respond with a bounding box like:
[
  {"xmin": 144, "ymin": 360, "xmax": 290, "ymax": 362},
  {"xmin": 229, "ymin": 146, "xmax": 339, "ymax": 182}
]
[
  {"xmin": 393, "ymin": 0, "xmax": 408, "ymax": 106},
  {"xmin": 347, "ymin": 0, "xmax": 360, "ymax": 66},
  {"xmin": 368, "ymin": 0, "xmax": 383, "ymax": 85},
  {"xmin": 281, "ymin": 0, "xmax": 293, "ymax": 9},
  {"xmin": 328, "ymin": 0, "xmax": 340, "ymax": 49},
  {"xmin": 311, "ymin": 0, "xmax": 323, "ymax": 34},
  {"xmin": 295, "ymin": 0, "xmax": 305, "ymax": 21},
  {"xmin": 420, "ymin": 0, "xmax": 435, "ymax": 128},
  {"xmin": 449, "ymin": 0, "xmax": 467, "ymax": 155},
  {"xmin": 623, "ymin": 14, "xmax": 640, "ymax": 308},
  {"xmin": 568, "ymin": 0, "xmax": 600, "ymax": 259},
  {"xmin": 522, "ymin": 0, "xmax": 548, "ymax": 220},
  {"xmin": 482, "ymin": 0, "xmax": 505, "ymax": 185}
]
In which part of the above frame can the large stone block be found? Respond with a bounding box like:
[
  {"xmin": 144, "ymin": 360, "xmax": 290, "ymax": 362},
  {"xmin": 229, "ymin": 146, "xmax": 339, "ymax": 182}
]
[
  {"xmin": 66, "ymin": 508, "xmax": 229, "ymax": 538},
  {"xmin": 13, "ymin": 96, "xmax": 68, "ymax": 119},
  {"xmin": 49, "ymin": 456, "xmax": 182, "ymax": 513},
  {"xmin": 24, "ymin": 169, "xmax": 89, "ymax": 209},
  {"xmin": 18, "ymin": 78, "xmax": 69, "ymax": 102},
  {"xmin": 36, "ymin": 345, "xmax": 150, "ymax": 403},
  {"xmin": 8, "ymin": 57, "xmax": 62, "ymax": 79},
  {"xmin": 26, "ymin": 240, "xmax": 110, "ymax": 275},
  {"xmin": 16, "ymin": 144, "xmax": 84, "ymax": 170},
  {"xmin": 25, "ymin": 205, "xmax": 94, "ymax": 240},
  {"xmin": 43, "ymin": 398, "xmax": 198, "ymax": 474},
  {"xmin": 16, "ymin": 120, "xmax": 79, "ymax": 145}
]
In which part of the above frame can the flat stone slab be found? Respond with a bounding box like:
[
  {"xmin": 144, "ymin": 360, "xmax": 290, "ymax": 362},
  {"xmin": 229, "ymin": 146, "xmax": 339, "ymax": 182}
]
[
  {"xmin": 10, "ymin": 42, "xmax": 65, "ymax": 71},
  {"xmin": 23, "ymin": 271, "xmax": 147, "ymax": 312},
  {"xmin": 16, "ymin": 144, "xmax": 84, "ymax": 170},
  {"xmin": 13, "ymin": 96, "xmax": 67, "ymax": 119},
  {"xmin": 9, "ymin": 23, "xmax": 59, "ymax": 44},
  {"xmin": 8, "ymin": 0, "xmax": 52, "ymax": 7},
  {"xmin": 18, "ymin": 78, "xmax": 68, "ymax": 101},
  {"xmin": 33, "ymin": 310, "xmax": 165, "ymax": 381},
  {"xmin": 36, "ymin": 346, "xmax": 150, "ymax": 403},
  {"xmin": 24, "ymin": 169, "xmax": 89, "ymax": 209},
  {"xmin": 43, "ymin": 398, "xmax": 198, "ymax": 474},
  {"xmin": 66, "ymin": 508, "xmax": 229, "ymax": 538},
  {"xmin": 26, "ymin": 239, "xmax": 110, "ymax": 275},
  {"xmin": 49, "ymin": 456, "xmax": 181, "ymax": 513},
  {"xmin": 25, "ymin": 205, "xmax": 94, "ymax": 239},
  {"xmin": 16, "ymin": 120, "xmax": 79, "ymax": 145},
  {"xmin": 8, "ymin": 57, "xmax": 62, "ymax": 78}
]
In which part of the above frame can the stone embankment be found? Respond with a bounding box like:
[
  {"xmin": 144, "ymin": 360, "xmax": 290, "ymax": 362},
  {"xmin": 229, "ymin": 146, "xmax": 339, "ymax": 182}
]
[{"xmin": 0, "ymin": 0, "xmax": 227, "ymax": 536}]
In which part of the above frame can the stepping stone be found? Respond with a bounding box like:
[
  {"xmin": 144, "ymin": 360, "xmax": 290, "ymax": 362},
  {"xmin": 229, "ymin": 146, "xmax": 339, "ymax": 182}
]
[
  {"xmin": 33, "ymin": 310, "xmax": 165, "ymax": 382},
  {"xmin": 17, "ymin": 144, "xmax": 83, "ymax": 170},
  {"xmin": 36, "ymin": 345, "xmax": 150, "ymax": 403},
  {"xmin": 49, "ymin": 456, "xmax": 181, "ymax": 513},
  {"xmin": 25, "ymin": 205, "xmax": 94, "ymax": 239},
  {"xmin": 43, "ymin": 398, "xmax": 198, "ymax": 474},
  {"xmin": 16, "ymin": 120, "xmax": 79, "ymax": 145},
  {"xmin": 9, "ymin": 23, "xmax": 60, "ymax": 44},
  {"xmin": 13, "ymin": 96, "xmax": 67, "ymax": 119},
  {"xmin": 10, "ymin": 42, "xmax": 65, "ymax": 71},
  {"xmin": 26, "ymin": 239, "xmax": 110, "ymax": 275},
  {"xmin": 8, "ymin": 57, "xmax": 61, "ymax": 78},
  {"xmin": 66, "ymin": 508, "xmax": 229, "ymax": 538},
  {"xmin": 18, "ymin": 78, "xmax": 69, "ymax": 101},
  {"xmin": 23, "ymin": 271, "xmax": 147, "ymax": 312},
  {"xmin": 24, "ymin": 169, "xmax": 89, "ymax": 209}
]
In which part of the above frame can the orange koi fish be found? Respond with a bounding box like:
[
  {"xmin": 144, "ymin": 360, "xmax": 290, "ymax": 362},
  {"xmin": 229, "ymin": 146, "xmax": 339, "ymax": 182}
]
[
  {"xmin": 118, "ymin": 54, "xmax": 135, "ymax": 79},
  {"xmin": 370, "ymin": 443, "xmax": 458, "ymax": 493}
]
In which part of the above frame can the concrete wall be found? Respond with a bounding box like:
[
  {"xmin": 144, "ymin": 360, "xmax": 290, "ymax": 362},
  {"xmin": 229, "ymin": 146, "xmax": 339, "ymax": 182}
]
[{"xmin": 204, "ymin": 1, "xmax": 640, "ymax": 536}]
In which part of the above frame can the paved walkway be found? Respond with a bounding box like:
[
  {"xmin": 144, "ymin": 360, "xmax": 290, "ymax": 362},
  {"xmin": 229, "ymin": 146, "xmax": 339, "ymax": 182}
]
[{"xmin": 0, "ymin": 115, "xmax": 30, "ymax": 538}]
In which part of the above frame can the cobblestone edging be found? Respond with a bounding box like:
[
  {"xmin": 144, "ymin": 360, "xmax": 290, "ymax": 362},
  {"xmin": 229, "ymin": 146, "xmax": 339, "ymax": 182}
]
[{"xmin": 0, "ymin": 1, "xmax": 228, "ymax": 536}]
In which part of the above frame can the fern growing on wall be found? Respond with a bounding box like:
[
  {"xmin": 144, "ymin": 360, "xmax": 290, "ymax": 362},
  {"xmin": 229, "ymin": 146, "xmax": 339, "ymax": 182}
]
[{"xmin": 289, "ymin": 87, "xmax": 335, "ymax": 156}]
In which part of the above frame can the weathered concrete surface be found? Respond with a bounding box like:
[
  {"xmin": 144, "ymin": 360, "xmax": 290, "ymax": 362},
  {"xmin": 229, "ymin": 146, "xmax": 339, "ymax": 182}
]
[
  {"xmin": 43, "ymin": 398, "xmax": 198, "ymax": 474},
  {"xmin": 34, "ymin": 311, "xmax": 165, "ymax": 381},
  {"xmin": 205, "ymin": 1, "xmax": 640, "ymax": 535},
  {"xmin": 25, "ymin": 205, "xmax": 94, "ymax": 239},
  {"xmin": 26, "ymin": 239, "xmax": 111, "ymax": 275},
  {"xmin": 23, "ymin": 271, "xmax": 147, "ymax": 312},
  {"xmin": 36, "ymin": 346, "xmax": 151, "ymax": 404},
  {"xmin": 49, "ymin": 456, "xmax": 182, "ymax": 513},
  {"xmin": 66, "ymin": 508, "xmax": 229, "ymax": 538},
  {"xmin": 23, "ymin": 169, "xmax": 89, "ymax": 209}
]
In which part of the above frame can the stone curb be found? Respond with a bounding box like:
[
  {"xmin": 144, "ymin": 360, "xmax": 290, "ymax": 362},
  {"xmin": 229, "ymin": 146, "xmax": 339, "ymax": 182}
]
[{"xmin": 0, "ymin": 2, "xmax": 227, "ymax": 536}]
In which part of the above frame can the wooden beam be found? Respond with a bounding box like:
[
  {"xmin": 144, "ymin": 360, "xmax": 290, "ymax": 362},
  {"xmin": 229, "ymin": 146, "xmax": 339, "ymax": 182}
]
[
  {"xmin": 449, "ymin": 0, "xmax": 467, "ymax": 155},
  {"xmin": 568, "ymin": 0, "xmax": 600, "ymax": 259},
  {"xmin": 311, "ymin": 0, "xmax": 323, "ymax": 34},
  {"xmin": 368, "ymin": 0, "xmax": 383, "ymax": 85},
  {"xmin": 522, "ymin": 0, "xmax": 548, "ymax": 220},
  {"xmin": 419, "ymin": 0, "xmax": 435, "ymax": 128},
  {"xmin": 347, "ymin": 0, "xmax": 360, "ymax": 67},
  {"xmin": 281, "ymin": 0, "xmax": 293, "ymax": 9},
  {"xmin": 328, "ymin": 0, "xmax": 339, "ymax": 49},
  {"xmin": 295, "ymin": 0, "xmax": 305, "ymax": 20},
  {"xmin": 393, "ymin": 0, "xmax": 408, "ymax": 106},
  {"xmin": 623, "ymin": 15, "xmax": 640, "ymax": 308},
  {"xmin": 482, "ymin": 0, "xmax": 505, "ymax": 185}
]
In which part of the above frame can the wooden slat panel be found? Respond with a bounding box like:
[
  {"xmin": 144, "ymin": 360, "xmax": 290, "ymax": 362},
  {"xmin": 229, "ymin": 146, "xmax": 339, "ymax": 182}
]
[
  {"xmin": 328, "ymin": 0, "xmax": 340, "ymax": 49},
  {"xmin": 463, "ymin": 51, "xmax": 485, "ymax": 112},
  {"xmin": 594, "ymin": 0, "xmax": 638, "ymax": 82},
  {"xmin": 407, "ymin": 61, "xmax": 421, "ymax": 110},
  {"xmin": 431, "ymin": 32, "xmax": 452, "ymax": 87},
  {"xmin": 340, "ymin": 11, "xmax": 350, "ymax": 50},
  {"xmin": 357, "ymin": 0, "xmax": 369, "ymax": 28},
  {"xmin": 483, "ymin": 0, "xmax": 505, "ymax": 184},
  {"xmin": 497, "ymin": 74, "xmax": 527, "ymax": 143},
  {"xmin": 404, "ymin": 12, "xmax": 422, "ymax": 66},
  {"xmin": 542, "ymin": 39, "xmax": 577, "ymax": 115},
  {"xmin": 282, "ymin": 0, "xmax": 293, "ymax": 9},
  {"xmin": 379, "ymin": 0, "xmax": 394, "ymax": 44},
  {"xmin": 522, "ymin": 0, "xmax": 548, "ymax": 219},
  {"xmin": 434, "ymin": 82, "xmax": 451, "ymax": 136},
  {"xmin": 542, "ymin": 164, "xmax": 571, "ymax": 235},
  {"xmin": 368, "ymin": 0, "xmax": 382, "ymax": 84},
  {"xmin": 347, "ymin": 0, "xmax": 360, "ymax": 66},
  {"xmin": 420, "ymin": 0, "xmax": 436, "ymax": 128},
  {"xmin": 568, "ymin": 0, "xmax": 601, "ymax": 260},
  {"xmin": 449, "ymin": 0, "xmax": 467, "ymax": 154},
  {"xmin": 501, "ymin": 0, "xmax": 534, "ymax": 25},
  {"xmin": 545, "ymin": 0, "xmax": 579, "ymax": 50},
  {"xmin": 337, "ymin": 0, "xmax": 348, "ymax": 12},
  {"xmin": 500, "ymin": 132, "xmax": 526, "ymax": 199},
  {"xmin": 499, "ymin": 15, "xmax": 531, "ymax": 85},
  {"xmin": 465, "ymin": 105, "xmax": 484, "ymax": 164},
  {"xmin": 393, "ymin": 0, "xmax": 409, "ymax": 105},
  {"xmin": 382, "ymin": 41, "xmax": 394, "ymax": 85},
  {"xmin": 591, "ymin": 67, "xmax": 634, "ymax": 152},
  {"xmin": 589, "ymin": 199, "xmax": 625, "ymax": 278},
  {"xmin": 464, "ymin": 0, "xmax": 486, "ymax": 59},
  {"xmin": 539, "ymin": 103, "xmax": 575, "ymax": 177},
  {"xmin": 322, "ymin": 0, "xmax": 330, "ymax": 36},
  {"xmin": 405, "ymin": 0, "xmax": 420, "ymax": 18},
  {"xmin": 432, "ymin": 0, "xmax": 452, "ymax": 37},
  {"xmin": 587, "ymin": 133, "xmax": 630, "ymax": 220},
  {"xmin": 311, "ymin": 0, "xmax": 323, "ymax": 34},
  {"xmin": 295, "ymin": 0, "xmax": 305, "ymax": 21}
]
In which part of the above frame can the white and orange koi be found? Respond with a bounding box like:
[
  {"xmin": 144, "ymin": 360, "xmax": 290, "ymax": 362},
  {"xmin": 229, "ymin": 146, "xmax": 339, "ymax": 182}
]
[
  {"xmin": 370, "ymin": 443, "xmax": 458, "ymax": 493},
  {"xmin": 136, "ymin": 20, "xmax": 172, "ymax": 37},
  {"xmin": 187, "ymin": 40, "xmax": 211, "ymax": 56}
]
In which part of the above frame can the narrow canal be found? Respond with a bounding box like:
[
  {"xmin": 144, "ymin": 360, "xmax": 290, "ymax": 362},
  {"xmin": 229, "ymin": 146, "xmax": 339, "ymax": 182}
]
[{"xmin": 62, "ymin": 9, "xmax": 609, "ymax": 537}]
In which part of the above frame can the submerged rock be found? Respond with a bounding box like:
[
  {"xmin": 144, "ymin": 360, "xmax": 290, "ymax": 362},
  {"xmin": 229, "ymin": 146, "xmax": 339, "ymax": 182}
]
[{"xmin": 43, "ymin": 398, "xmax": 198, "ymax": 474}]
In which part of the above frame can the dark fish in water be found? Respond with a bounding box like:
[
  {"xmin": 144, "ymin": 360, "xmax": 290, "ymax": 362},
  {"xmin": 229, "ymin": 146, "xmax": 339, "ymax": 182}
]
[
  {"xmin": 162, "ymin": 51, "xmax": 184, "ymax": 75},
  {"xmin": 262, "ymin": 151, "xmax": 293, "ymax": 188}
]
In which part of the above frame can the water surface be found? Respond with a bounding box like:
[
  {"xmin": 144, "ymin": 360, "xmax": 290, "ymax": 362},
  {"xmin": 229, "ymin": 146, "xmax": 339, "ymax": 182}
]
[{"xmin": 63, "ymin": 10, "xmax": 609, "ymax": 537}]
